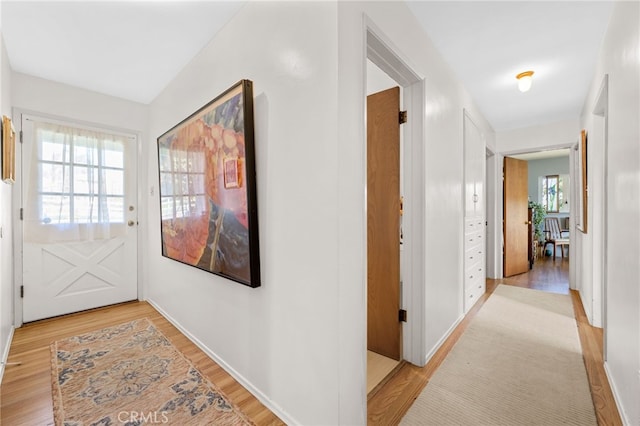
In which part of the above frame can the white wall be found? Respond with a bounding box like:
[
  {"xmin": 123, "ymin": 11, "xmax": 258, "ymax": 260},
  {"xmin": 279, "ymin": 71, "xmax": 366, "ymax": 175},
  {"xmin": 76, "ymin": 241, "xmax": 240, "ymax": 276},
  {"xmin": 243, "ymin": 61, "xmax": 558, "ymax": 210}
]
[
  {"xmin": 146, "ymin": 3, "xmax": 339, "ymax": 424},
  {"xmin": 496, "ymin": 119, "xmax": 580, "ymax": 154},
  {"xmin": 145, "ymin": 1, "xmax": 498, "ymax": 423},
  {"xmin": 337, "ymin": 2, "xmax": 494, "ymax": 422},
  {"xmin": 580, "ymin": 2, "xmax": 640, "ymax": 424},
  {"xmin": 0, "ymin": 34, "xmax": 14, "ymax": 381},
  {"xmin": 12, "ymin": 73, "xmax": 148, "ymax": 132}
]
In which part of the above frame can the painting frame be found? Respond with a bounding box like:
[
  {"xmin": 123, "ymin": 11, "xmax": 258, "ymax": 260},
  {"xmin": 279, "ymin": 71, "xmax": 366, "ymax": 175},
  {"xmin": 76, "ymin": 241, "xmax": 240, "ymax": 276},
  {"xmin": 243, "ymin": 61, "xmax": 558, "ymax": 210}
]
[
  {"xmin": 576, "ymin": 129, "xmax": 588, "ymax": 233},
  {"xmin": 1, "ymin": 115, "xmax": 16, "ymax": 184},
  {"xmin": 157, "ymin": 80, "xmax": 261, "ymax": 287}
]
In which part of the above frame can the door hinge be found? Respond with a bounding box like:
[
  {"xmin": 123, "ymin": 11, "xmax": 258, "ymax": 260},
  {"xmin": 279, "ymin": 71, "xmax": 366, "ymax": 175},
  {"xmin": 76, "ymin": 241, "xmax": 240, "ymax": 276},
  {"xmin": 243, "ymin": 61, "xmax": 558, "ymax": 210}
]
[
  {"xmin": 19, "ymin": 130, "xmax": 23, "ymax": 143},
  {"xmin": 20, "ymin": 208, "xmax": 23, "ymax": 220},
  {"xmin": 399, "ymin": 111, "xmax": 408, "ymax": 124},
  {"xmin": 399, "ymin": 309, "xmax": 407, "ymax": 322},
  {"xmin": 20, "ymin": 286, "xmax": 24, "ymax": 298}
]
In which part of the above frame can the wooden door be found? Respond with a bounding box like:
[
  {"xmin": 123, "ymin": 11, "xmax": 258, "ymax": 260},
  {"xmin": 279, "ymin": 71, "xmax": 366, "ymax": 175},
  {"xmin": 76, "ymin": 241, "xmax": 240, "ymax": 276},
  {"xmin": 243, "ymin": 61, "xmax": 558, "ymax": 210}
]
[
  {"xmin": 367, "ymin": 87, "xmax": 401, "ymax": 360},
  {"xmin": 503, "ymin": 157, "xmax": 529, "ymax": 277},
  {"xmin": 21, "ymin": 115, "xmax": 138, "ymax": 322}
]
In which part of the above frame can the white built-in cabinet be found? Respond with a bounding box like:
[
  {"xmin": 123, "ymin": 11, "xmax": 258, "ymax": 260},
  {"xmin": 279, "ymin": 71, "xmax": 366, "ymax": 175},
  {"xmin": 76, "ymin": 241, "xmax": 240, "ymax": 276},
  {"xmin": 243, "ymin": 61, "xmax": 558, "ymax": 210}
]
[{"xmin": 463, "ymin": 111, "xmax": 486, "ymax": 313}]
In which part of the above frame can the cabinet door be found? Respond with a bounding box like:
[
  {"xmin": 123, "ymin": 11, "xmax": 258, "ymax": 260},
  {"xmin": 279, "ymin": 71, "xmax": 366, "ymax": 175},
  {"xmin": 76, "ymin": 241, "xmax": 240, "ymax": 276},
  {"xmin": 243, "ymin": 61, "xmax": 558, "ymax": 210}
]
[{"xmin": 464, "ymin": 112, "xmax": 485, "ymax": 215}]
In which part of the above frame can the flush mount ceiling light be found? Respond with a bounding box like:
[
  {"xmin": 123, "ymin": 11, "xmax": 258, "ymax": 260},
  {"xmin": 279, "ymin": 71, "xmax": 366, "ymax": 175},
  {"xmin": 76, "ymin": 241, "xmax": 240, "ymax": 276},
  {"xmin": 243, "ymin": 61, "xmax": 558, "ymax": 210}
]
[{"xmin": 516, "ymin": 71, "xmax": 534, "ymax": 92}]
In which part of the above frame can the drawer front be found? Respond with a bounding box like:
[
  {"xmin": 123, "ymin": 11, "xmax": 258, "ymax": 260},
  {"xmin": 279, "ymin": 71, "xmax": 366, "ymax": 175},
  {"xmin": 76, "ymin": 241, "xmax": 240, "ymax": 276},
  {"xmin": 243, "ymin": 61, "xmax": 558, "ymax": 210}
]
[
  {"xmin": 464, "ymin": 259, "xmax": 482, "ymax": 284},
  {"xmin": 465, "ymin": 245, "xmax": 484, "ymax": 264},
  {"xmin": 465, "ymin": 274, "xmax": 486, "ymax": 294},
  {"xmin": 465, "ymin": 217, "xmax": 484, "ymax": 234},
  {"xmin": 464, "ymin": 285, "xmax": 481, "ymax": 312},
  {"xmin": 464, "ymin": 279, "xmax": 486, "ymax": 312},
  {"xmin": 465, "ymin": 230, "xmax": 484, "ymax": 249}
]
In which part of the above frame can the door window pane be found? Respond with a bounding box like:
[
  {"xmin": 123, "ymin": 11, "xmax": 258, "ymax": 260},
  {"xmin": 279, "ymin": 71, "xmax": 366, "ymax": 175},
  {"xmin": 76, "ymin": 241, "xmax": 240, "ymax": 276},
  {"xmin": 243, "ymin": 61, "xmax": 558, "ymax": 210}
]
[{"xmin": 35, "ymin": 124, "xmax": 129, "ymax": 224}]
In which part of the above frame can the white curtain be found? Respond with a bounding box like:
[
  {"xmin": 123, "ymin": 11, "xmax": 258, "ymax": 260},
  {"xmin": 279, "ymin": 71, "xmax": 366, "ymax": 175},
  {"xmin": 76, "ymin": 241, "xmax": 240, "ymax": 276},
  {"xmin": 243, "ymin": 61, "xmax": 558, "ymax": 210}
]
[{"xmin": 24, "ymin": 121, "xmax": 128, "ymax": 243}]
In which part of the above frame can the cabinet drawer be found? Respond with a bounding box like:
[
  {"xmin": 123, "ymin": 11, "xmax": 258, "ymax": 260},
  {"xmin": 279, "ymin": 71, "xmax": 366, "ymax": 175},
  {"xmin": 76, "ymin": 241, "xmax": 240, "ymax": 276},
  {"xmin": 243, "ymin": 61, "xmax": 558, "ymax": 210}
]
[
  {"xmin": 464, "ymin": 285, "xmax": 481, "ymax": 311},
  {"xmin": 464, "ymin": 217, "xmax": 484, "ymax": 234},
  {"xmin": 465, "ymin": 275, "xmax": 485, "ymax": 294},
  {"xmin": 465, "ymin": 230, "xmax": 484, "ymax": 248},
  {"xmin": 464, "ymin": 260, "xmax": 483, "ymax": 284},
  {"xmin": 464, "ymin": 279, "xmax": 486, "ymax": 312},
  {"xmin": 465, "ymin": 245, "xmax": 484, "ymax": 264}
]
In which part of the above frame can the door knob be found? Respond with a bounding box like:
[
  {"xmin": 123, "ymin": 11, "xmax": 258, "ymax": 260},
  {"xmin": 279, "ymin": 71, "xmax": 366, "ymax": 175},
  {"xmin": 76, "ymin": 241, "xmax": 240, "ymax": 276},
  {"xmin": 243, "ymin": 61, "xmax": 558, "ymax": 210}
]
[
  {"xmin": 128, "ymin": 220, "xmax": 136, "ymax": 227},
  {"xmin": 525, "ymin": 221, "xmax": 532, "ymax": 225}
]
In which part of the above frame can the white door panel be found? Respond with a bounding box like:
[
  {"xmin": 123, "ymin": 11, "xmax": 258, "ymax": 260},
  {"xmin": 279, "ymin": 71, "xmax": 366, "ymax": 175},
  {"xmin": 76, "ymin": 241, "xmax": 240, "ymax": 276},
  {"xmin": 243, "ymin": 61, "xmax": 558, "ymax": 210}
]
[{"xmin": 21, "ymin": 114, "xmax": 138, "ymax": 322}]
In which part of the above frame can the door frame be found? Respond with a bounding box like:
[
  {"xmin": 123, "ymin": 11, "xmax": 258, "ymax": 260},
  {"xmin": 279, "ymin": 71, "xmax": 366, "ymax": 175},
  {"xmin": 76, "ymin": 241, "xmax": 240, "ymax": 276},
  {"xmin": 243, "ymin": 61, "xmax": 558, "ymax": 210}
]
[
  {"xmin": 495, "ymin": 143, "xmax": 577, "ymax": 287},
  {"xmin": 485, "ymin": 146, "xmax": 499, "ymax": 279},
  {"xmin": 12, "ymin": 108, "xmax": 142, "ymax": 327},
  {"xmin": 592, "ymin": 74, "xmax": 608, "ymax": 346},
  {"xmin": 366, "ymin": 19, "xmax": 426, "ymax": 366}
]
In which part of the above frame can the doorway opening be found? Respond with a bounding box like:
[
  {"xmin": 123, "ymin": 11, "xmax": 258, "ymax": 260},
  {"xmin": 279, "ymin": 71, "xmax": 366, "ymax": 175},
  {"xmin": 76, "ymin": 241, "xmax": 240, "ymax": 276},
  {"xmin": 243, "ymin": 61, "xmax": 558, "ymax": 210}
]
[
  {"xmin": 501, "ymin": 148, "xmax": 573, "ymax": 286},
  {"xmin": 365, "ymin": 23, "xmax": 426, "ymax": 395},
  {"xmin": 13, "ymin": 111, "xmax": 139, "ymax": 326}
]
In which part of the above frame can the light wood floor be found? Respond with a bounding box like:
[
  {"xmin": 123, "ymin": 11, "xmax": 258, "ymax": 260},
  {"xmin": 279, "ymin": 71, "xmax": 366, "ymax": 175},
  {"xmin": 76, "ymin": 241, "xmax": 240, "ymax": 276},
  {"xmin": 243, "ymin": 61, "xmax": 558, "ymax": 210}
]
[
  {"xmin": 368, "ymin": 256, "xmax": 623, "ymax": 425},
  {"xmin": 0, "ymin": 301, "xmax": 283, "ymax": 426},
  {"xmin": 367, "ymin": 350, "xmax": 400, "ymax": 395},
  {"xmin": 0, "ymin": 257, "xmax": 623, "ymax": 426}
]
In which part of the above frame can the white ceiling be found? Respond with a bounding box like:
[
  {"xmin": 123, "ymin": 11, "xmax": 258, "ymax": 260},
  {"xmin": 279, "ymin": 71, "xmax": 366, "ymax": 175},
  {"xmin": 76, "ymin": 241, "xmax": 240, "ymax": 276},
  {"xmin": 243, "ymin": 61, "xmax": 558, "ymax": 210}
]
[
  {"xmin": 1, "ymin": 1, "xmax": 246, "ymax": 104},
  {"xmin": 1, "ymin": 1, "xmax": 614, "ymax": 132},
  {"xmin": 406, "ymin": 1, "xmax": 614, "ymax": 131}
]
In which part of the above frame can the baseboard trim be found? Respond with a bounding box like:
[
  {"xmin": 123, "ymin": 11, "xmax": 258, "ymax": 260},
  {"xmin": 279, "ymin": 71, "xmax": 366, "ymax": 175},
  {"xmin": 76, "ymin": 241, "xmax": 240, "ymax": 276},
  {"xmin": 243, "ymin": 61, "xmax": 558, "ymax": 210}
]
[
  {"xmin": 0, "ymin": 326, "xmax": 15, "ymax": 385},
  {"xmin": 423, "ymin": 313, "xmax": 464, "ymax": 366},
  {"xmin": 603, "ymin": 361, "xmax": 630, "ymax": 425},
  {"xmin": 146, "ymin": 298, "xmax": 296, "ymax": 425}
]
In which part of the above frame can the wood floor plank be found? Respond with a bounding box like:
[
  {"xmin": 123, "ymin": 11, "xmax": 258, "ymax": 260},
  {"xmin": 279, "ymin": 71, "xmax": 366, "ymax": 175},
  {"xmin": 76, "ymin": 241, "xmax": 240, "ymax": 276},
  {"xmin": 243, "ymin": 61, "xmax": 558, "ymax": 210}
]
[
  {"xmin": 571, "ymin": 289, "xmax": 623, "ymax": 426},
  {"xmin": 1, "ymin": 301, "xmax": 283, "ymax": 426},
  {"xmin": 1, "ymin": 257, "xmax": 622, "ymax": 425}
]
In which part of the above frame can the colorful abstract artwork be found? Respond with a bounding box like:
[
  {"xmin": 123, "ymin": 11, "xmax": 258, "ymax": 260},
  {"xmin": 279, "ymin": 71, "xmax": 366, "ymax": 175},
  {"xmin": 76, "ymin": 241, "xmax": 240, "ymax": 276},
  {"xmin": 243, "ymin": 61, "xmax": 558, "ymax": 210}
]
[{"xmin": 157, "ymin": 80, "xmax": 260, "ymax": 287}]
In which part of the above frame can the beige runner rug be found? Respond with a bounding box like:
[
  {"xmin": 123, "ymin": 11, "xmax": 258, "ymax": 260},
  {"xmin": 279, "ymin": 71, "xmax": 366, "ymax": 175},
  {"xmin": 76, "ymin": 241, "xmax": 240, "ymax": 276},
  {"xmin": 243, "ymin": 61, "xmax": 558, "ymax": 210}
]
[
  {"xmin": 50, "ymin": 318, "xmax": 253, "ymax": 425},
  {"xmin": 401, "ymin": 285, "xmax": 596, "ymax": 425}
]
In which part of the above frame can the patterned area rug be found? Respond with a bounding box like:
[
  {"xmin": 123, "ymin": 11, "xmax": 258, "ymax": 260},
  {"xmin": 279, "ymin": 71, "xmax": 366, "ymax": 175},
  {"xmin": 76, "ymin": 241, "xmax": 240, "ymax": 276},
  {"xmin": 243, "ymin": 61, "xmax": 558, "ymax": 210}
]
[{"xmin": 50, "ymin": 318, "xmax": 253, "ymax": 425}]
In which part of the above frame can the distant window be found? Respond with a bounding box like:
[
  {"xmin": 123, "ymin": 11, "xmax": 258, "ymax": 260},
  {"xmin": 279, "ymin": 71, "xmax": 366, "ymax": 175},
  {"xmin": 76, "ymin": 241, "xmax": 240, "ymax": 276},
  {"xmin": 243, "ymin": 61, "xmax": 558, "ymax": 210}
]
[
  {"xmin": 542, "ymin": 175, "xmax": 559, "ymax": 212},
  {"xmin": 541, "ymin": 174, "xmax": 570, "ymax": 213}
]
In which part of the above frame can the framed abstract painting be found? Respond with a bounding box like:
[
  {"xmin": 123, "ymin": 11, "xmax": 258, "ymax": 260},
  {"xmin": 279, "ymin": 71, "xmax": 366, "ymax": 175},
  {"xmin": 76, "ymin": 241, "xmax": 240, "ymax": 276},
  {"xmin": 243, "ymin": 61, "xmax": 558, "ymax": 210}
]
[
  {"xmin": 2, "ymin": 115, "xmax": 16, "ymax": 184},
  {"xmin": 157, "ymin": 80, "xmax": 261, "ymax": 287},
  {"xmin": 575, "ymin": 129, "xmax": 588, "ymax": 234}
]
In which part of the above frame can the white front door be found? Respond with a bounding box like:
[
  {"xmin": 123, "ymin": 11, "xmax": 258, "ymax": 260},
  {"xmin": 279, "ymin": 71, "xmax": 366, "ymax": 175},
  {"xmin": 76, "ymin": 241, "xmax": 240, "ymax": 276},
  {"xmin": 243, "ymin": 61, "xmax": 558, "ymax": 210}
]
[{"xmin": 21, "ymin": 114, "xmax": 138, "ymax": 322}]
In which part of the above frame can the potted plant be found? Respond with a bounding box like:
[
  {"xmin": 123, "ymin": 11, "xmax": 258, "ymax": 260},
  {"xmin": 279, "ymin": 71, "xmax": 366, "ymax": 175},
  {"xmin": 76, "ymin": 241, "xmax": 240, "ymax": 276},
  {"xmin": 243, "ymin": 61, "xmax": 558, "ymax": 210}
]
[{"xmin": 529, "ymin": 201, "xmax": 546, "ymax": 244}]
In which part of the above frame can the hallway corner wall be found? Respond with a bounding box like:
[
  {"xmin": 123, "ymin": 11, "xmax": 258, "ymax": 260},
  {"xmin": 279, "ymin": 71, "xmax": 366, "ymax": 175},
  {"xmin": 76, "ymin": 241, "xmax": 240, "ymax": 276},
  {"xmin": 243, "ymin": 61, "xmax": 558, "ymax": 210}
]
[
  {"xmin": 0, "ymin": 33, "xmax": 14, "ymax": 382},
  {"xmin": 580, "ymin": 2, "xmax": 640, "ymax": 424}
]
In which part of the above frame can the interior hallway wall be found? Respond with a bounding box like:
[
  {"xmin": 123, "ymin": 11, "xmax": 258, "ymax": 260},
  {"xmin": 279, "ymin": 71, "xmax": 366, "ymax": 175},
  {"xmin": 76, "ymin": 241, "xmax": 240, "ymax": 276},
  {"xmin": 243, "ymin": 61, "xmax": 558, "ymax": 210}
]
[
  {"xmin": 580, "ymin": 2, "xmax": 640, "ymax": 424},
  {"xmin": 146, "ymin": 3, "xmax": 340, "ymax": 424},
  {"xmin": 0, "ymin": 34, "xmax": 14, "ymax": 381}
]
